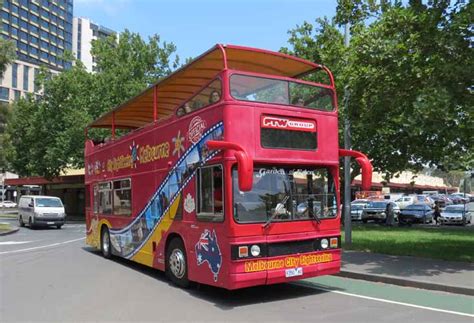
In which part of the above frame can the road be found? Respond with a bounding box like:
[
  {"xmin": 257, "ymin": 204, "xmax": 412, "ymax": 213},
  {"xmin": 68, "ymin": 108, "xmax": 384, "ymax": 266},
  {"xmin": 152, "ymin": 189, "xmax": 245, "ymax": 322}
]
[{"xmin": 0, "ymin": 219, "xmax": 473, "ymax": 322}]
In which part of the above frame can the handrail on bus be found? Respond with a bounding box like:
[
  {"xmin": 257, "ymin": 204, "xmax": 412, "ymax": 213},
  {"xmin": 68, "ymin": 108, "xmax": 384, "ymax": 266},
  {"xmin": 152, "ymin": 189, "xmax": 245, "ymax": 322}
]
[
  {"xmin": 206, "ymin": 140, "xmax": 253, "ymax": 191},
  {"xmin": 339, "ymin": 149, "xmax": 373, "ymax": 191}
]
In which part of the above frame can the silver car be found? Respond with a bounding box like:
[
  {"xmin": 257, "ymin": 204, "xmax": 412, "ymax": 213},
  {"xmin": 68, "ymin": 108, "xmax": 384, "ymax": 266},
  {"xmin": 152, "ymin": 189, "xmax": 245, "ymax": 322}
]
[
  {"xmin": 439, "ymin": 205, "xmax": 472, "ymax": 226},
  {"xmin": 351, "ymin": 199, "xmax": 368, "ymax": 221}
]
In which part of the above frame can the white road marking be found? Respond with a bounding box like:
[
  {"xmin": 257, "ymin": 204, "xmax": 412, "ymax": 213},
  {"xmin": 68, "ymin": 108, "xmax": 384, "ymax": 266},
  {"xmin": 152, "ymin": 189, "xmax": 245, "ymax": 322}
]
[
  {"xmin": 0, "ymin": 241, "xmax": 33, "ymax": 245},
  {"xmin": 297, "ymin": 283, "xmax": 474, "ymax": 318},
  {"xmin": 0, "ymin": 237, "xmax": 85, "ymax": 255}
]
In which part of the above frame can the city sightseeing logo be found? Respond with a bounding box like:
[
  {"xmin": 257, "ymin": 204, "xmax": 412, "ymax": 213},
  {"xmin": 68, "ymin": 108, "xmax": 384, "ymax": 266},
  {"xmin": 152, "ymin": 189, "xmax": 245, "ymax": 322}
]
[{"xmin": 188, "ymin": 116, "xmax": 207, "ymax": 144}]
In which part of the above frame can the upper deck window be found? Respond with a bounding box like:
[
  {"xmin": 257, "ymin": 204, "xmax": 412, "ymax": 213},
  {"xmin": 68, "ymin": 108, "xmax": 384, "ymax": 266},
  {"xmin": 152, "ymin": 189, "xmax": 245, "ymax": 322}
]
[
  {"xmin": 230, "ymin": 74, "xmax": 334, "ymax": 112},
  {"xmin": 177, "ymin": 79, "xmax": 222, "ymax": 117}
]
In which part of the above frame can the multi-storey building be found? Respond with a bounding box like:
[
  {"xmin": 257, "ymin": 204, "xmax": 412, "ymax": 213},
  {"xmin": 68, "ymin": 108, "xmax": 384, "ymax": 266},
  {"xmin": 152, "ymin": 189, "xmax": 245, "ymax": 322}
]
[
  {"xmin": 0, "ymin": 0, "xmax": 73, "ymax": 102},
  {"xmin": 72, "ymin": 17, "xmax": 115, "ymax": 72}
]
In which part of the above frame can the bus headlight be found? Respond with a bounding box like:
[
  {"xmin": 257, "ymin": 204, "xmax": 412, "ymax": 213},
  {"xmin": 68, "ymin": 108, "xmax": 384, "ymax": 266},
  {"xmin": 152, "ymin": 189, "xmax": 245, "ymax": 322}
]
[
  {"xmin": 320, "ymin": 238, "xmax": 329, "ymax": 249},
  {"xmin": 250, "ymin": 245, "xmax": 261, "ymax": 257}
]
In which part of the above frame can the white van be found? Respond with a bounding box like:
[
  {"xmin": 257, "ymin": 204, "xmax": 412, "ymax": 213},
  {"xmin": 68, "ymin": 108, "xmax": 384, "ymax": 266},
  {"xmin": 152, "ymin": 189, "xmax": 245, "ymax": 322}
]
[{"xmin": 18, "ymin": 195, "xmax": 66, "ymax": 229}]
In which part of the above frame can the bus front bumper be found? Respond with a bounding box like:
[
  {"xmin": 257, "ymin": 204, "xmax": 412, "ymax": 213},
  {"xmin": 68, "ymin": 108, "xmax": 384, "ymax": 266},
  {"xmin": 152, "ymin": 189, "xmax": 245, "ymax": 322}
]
[{"xmin": 227, "ymin": 250, "xmax": 341, "ymax": 290}]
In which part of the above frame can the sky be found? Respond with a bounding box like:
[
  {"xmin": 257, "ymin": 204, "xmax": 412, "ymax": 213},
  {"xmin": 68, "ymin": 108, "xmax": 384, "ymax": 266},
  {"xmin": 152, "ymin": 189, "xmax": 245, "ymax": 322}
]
[{"xmin": 74, "ymin": 0, "xmax": 337, "ymax": 61}]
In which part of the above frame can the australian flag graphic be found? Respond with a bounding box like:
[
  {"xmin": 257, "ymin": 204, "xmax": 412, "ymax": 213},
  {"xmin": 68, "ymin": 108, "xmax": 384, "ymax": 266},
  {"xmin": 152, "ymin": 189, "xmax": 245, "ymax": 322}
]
[{"xmin": 195, "ymin": 229, "xmax": 222, "ymax": 282}]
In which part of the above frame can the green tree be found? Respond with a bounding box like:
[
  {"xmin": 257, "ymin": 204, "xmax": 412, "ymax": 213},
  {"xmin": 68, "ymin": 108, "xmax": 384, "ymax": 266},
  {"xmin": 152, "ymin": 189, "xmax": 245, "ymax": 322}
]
[
  {"xmin": 283, "ymin": 0, "xmax": 473, "ymax": 179},
  {"xmin": 5, "ymin": 31, "xmax": 179, "ymax": 178},
  {"xmin": 0, "ymin": 39, "xmax": 15, "ymax": 79},
  {"xmin": 0, "ymin": 102, "xmax": 12, "ymax": 168},
  {"xmin": 90, "ymin": 30, "xmax": 179, "ymax": 119}
]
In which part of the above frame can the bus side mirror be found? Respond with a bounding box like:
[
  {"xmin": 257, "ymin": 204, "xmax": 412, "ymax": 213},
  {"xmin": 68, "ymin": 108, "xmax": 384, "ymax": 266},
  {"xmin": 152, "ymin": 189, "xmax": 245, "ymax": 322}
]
[
  {"xmin": 206, "ymin": 140, "xmax": 253, "ymax": 191},
  {"xmin": 339, "ymin": 149, "xmax": 373, "ymax": 191}
]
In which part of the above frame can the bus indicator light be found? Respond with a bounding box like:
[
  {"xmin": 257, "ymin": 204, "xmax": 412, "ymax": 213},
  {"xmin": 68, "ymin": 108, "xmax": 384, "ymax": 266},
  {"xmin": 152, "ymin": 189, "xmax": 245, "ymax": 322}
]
[
  {"xmin": 238, "ymin": 246, "xmax": 249, "ymax": 258},
  {"xmin": 330, "ymin": 237, "xmax": 338, "ymax": 248}
]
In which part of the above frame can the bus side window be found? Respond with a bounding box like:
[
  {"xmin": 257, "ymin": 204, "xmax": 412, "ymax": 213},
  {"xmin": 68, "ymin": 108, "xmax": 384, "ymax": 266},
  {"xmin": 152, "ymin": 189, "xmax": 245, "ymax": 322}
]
[
  {"xmin": 93, "ymin": 184, "xmax": 99, "ymax": 213},
  {"xmin": 113, "ymin": 179, "xmax": 132, "ymax": 216},
  {"xmin": 98, "ymin": 182, "xmax": 112, "ymax": 215},
  {"xmin": 197, "ymin": 165, "xmax": 224, "ymax": 222}
]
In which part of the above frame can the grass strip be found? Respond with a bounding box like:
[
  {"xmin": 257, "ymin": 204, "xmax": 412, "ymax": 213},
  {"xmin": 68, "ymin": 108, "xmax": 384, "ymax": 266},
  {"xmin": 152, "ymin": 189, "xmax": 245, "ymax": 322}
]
[{"xmin": 342, "ymin": 225, "xmax": 474, "ymax": 262}]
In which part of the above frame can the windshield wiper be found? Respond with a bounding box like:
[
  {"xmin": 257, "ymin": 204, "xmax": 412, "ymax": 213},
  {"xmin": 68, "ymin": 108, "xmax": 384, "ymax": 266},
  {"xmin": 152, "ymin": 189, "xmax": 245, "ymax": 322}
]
[
  {"xmin": 263, "ymin": 195, "xmax": 289, "ymax": 229},
  {"xmin": 307, "ymin": 196, "xmax": 321, "ymax": 224}
]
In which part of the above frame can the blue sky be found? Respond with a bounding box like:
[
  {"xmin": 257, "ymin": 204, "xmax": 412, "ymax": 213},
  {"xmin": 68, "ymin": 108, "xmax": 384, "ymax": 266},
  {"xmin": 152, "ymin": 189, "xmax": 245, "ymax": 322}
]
[{"xmin": 74, "ymin": 0, "xmax": 337, "ymax": 61}]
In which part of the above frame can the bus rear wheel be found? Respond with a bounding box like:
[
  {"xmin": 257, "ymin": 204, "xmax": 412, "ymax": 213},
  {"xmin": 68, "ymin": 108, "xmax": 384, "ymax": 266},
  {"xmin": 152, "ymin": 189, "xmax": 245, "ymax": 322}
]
[
  {"xmin": 101, "ymin": 227, "xmax": 112, "ymax": 259},
  {"xmin": 166, "ymin": 238, "xmax": 190, "ymax": 288}
]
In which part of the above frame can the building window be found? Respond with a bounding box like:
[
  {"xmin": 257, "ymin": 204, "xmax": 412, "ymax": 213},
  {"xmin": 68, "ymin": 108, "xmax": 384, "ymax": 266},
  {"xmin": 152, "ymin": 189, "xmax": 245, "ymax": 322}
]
[
  {"xmin": 1, "ymin": 22, "xmax": 8, "ymax": 33},
  {"xmin": 30, "ymin": 14, "xmax": 38, "ymax": 24},
  {"xmin": 12, "ymin": 63, "xmax": 18, "ymax": 88},
  {"xmin": 10, "ymin": 15, "xmax": 18, "ymax": 26},
  {"xmin": 197, "ymin": 165, "xmax": 224, "ymax": 222},
  {"xmin": 1, "ymin": 11, "xmax": 9, "ymax": 21},
  {"xmin": 11, "ymin": 4, "xmax": 18, "ymax": 14},
  {"xmin": 19, "ymin": 8, "xmax": 27, "ymax": 18},
  {"xmin": 0, "ymin": 87, "xmax": 9, "ymax": 101},
  {"xmin": 23, "ymin": 65, "xmax": 29, "ymax": 91},
  {"xmin": 30, "ymin": 25, "xmax": 38, "ymax": 34},
  {"xmin": 14, "ymin": 90, "xmax": 21, "ymax": 100},
  {"xmin": 30, "ymin": 3, "xmax": 39, "ymax": 13},
  {"xmin": 34, "ymin": 68, "xmax": 40, "ymax": 92}
]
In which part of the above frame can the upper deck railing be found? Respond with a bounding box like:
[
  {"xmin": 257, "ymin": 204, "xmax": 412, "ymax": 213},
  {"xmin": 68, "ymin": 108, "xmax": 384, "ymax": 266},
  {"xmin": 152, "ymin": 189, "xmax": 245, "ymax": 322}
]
[{"xmin": 86, "ymin": 44, "xmax": 335, "ymax": 131}]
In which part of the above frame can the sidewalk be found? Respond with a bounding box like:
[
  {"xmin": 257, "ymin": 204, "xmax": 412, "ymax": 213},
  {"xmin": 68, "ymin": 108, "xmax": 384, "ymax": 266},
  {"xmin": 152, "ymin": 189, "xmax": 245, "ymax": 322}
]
[{"xmin": 338, "ymin": 250, "xmax": 474, "ymax": 296}]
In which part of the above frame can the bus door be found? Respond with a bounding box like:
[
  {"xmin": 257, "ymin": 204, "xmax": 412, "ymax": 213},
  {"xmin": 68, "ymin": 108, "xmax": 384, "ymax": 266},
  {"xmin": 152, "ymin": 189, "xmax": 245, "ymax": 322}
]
[{"xmin": 187, "ymin": 164, "xmax": 227, "ymax": 286}]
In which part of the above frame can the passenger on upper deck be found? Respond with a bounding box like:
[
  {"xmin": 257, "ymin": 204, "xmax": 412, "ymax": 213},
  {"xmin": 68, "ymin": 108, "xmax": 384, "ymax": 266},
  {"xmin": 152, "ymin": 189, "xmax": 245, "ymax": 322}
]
[
  {"xmin": 209, "ymin": 90, "xmax": 221, "ymax": 104},
  {"xmin": 176, "ymin": 102, "xmax": 193, "ymax": 117}
]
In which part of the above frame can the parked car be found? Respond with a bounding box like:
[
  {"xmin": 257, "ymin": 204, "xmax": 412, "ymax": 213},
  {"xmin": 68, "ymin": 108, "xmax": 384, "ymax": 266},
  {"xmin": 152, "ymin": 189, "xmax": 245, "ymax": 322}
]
[
  {"xmin": 431, "ymin": 194, "xmax": 453, "ymax": 208},
  {"xmin": 399, "ymin": 204, "xmax": 433, "ymax": 225},
  {"xmin": 0, "ymin": 200, "xmax": 17, "ymax": 208},
  {"xmin": 450, "ymin": 192, "xmax": 473, "ymax": 202},
  {"xmin": 395, "ymin": 195, "xmax": 418, "ymax": 210},
  {"xmin": 416, "ymin": 195, "xmax": 435, "ymax": 208},
  {"xmin": 361, "ymin": 201, "xmax": 400, "ymax": 223},
  {"xmin": 439, "ymin": 205, "xmax": 472, "ymax": 226},
  {"xmin": 351, "ymin": 199, "xmax": 369, "ymax": 221},
  {"xmin": 448, "ymin": 194, "xmax": 468, "ymax": 204},
  {"xmin": 18, "ymin": 195, "xmax": 66, "ymax": 229}
]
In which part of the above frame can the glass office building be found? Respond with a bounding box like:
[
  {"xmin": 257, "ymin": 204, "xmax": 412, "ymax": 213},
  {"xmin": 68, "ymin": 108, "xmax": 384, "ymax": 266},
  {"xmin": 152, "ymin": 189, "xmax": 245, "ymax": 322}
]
[
  {"xmin": 0, "ymin": 0, "xmax": 73, "ymax": 102},
  {"xmin": 1, "ymin": 0, "xmax": 73, "ymax": 70}
]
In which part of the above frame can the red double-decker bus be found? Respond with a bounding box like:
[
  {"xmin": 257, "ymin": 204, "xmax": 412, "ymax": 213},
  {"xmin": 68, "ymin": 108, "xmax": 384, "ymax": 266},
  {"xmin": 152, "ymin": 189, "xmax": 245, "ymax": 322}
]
[{"xmin": 84, "ymin": 44, "xmax": 372, "ymax": 289}]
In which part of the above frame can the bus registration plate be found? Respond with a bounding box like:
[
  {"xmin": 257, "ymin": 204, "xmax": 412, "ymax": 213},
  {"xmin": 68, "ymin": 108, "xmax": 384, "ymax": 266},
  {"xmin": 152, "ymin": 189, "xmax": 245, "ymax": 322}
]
[
  {"xmin": 285, "ymin": 267, "xmax": 303, "ymax": 278},
  {"xmin": 47, "ymin": 222, "xmax": 54, "ymax": 225}
]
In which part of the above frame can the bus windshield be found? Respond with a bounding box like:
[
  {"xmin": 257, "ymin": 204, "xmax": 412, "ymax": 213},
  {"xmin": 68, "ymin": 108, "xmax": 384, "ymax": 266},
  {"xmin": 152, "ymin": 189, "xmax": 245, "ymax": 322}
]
[
  {"xmin": 233, "ymin": 167, "xmax": 337, "ymax": 223},
  {"xmin": 230, "ymin": 74, "xmax": 334, "ymax": 111}
]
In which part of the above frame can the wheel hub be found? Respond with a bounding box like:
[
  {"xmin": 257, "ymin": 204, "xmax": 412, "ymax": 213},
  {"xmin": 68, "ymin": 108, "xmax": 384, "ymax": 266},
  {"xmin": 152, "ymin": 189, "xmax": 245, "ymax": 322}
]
[
  {"xmin": 102, "ymin": 231, "xmax": 110, "ymax": 254},
  {"xmin": 169, "ymin": 248, "xmax": 185, "ymax": 278}
]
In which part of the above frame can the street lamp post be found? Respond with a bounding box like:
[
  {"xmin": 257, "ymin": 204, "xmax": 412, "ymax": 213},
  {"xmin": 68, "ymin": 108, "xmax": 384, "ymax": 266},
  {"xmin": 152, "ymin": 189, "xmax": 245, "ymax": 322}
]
[{"xmin": 343, "ymin": 23, "xmax": 352, "ymax": 246}]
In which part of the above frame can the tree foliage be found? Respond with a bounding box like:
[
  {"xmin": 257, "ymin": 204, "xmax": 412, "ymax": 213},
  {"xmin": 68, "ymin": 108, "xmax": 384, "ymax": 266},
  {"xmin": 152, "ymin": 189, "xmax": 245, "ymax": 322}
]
[
  {"xmin": 0, "ymin": 38, "xmax": 15, "ymax": 79},
  {"xmin": 283, "ymin": 0, "xmax": 473, "ymax": 179},
  {"xmin": 5, "ymin": 31, "xmax": 179, "ymax": 178}
]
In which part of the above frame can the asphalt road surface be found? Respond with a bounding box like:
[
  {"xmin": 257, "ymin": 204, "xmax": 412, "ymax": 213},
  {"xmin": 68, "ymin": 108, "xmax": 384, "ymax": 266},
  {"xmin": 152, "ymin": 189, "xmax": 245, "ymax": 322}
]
[{"xmin": 0, "ymin": 219, "xmax": 473, "ymax": 322}]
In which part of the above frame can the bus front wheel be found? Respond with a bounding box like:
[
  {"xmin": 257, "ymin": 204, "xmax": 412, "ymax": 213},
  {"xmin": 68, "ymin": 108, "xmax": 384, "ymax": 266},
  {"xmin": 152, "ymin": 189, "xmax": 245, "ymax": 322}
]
[
  {"xmin": 166, "ymin": 238, "xmax": 190, "ymax": 288},
  {"xmin": 101, "ymin": 227, "xmax": 112, "ymax": 259}
]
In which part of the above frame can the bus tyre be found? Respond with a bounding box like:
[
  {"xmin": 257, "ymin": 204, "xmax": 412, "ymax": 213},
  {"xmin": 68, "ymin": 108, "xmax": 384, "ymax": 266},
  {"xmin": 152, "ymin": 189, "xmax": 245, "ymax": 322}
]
[
  {"xmin": 101, "ymin": 227, "xmax": 112, "ymax": 259},
  {"xmin": 56, "ymin": 225, "xmax": 62, "ymax": 229},
  {"xmin": 166, "ymin": 238, "xmax": 190, "ymax": 288}
]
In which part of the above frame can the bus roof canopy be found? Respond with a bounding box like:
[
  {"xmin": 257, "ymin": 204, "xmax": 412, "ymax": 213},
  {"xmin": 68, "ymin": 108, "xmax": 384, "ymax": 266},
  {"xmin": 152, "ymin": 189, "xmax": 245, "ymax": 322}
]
[{"xmin": 88, "ymin": 44, "xmax": 322, "ymax": 129}]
